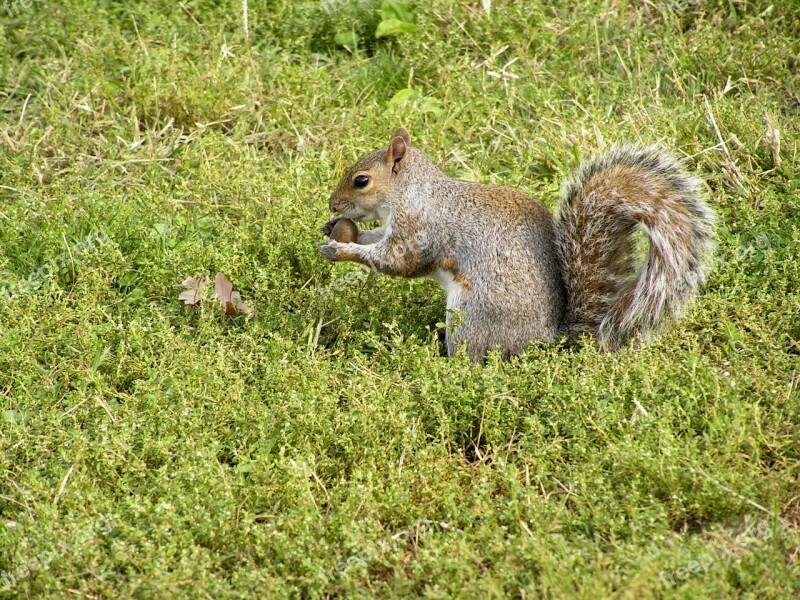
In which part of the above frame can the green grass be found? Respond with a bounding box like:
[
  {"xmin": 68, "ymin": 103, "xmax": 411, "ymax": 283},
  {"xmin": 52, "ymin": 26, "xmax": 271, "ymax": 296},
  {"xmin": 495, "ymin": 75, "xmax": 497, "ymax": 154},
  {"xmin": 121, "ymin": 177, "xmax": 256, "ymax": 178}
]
[{"xmin": 1, "ymin": 0, "xmax": 799, "ymax": 597}]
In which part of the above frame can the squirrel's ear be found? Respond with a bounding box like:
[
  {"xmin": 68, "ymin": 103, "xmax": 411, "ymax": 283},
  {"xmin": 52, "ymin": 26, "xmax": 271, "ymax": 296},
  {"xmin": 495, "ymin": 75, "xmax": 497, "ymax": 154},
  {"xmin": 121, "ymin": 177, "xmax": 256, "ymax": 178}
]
[
  {"xmin": 392, "ymin": 127, "xmax": 411, "ymax": 146},
  {"xmin": 386, "ymin": 134, "xmax": 408, "ymax": 174}
]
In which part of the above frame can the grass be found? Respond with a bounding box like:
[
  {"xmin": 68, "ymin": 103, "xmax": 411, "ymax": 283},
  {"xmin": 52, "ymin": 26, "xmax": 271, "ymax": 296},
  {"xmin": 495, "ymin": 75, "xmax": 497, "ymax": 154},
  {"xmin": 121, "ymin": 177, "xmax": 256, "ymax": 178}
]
[{"xmin": 0, "ymin": 0, "xmax": 798, "ymax": 597}]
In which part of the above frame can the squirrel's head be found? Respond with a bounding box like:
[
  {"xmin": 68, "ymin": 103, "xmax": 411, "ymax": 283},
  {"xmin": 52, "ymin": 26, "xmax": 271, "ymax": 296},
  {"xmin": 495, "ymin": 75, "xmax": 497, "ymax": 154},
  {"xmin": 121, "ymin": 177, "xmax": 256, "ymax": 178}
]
[{"xmin": 328, "ymin": 127, "xmax": 411, "ymax": 222}]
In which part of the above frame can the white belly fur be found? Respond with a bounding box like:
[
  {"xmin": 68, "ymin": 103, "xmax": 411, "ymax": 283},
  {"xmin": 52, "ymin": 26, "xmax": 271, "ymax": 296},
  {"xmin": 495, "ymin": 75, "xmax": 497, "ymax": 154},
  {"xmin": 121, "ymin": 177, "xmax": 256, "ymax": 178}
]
[{"xmin": 430, "ymin": 268, "xmax": 467, "ymax": 310}]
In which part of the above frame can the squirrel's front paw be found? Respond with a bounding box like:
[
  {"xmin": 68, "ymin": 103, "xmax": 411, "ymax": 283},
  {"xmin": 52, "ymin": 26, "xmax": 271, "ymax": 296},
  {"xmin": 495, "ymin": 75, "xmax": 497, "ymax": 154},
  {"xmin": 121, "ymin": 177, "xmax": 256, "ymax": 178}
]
[
  {"xmin": 319, "ymin": 240, "xmax": 342, "ymax": 261},
  {"xmin": 320, "ymin": 240, "xmax": 363, "ymax": 264},
  {"xmin": 320, "ymin": 217, "xmax": 343, "ymax": 237}
]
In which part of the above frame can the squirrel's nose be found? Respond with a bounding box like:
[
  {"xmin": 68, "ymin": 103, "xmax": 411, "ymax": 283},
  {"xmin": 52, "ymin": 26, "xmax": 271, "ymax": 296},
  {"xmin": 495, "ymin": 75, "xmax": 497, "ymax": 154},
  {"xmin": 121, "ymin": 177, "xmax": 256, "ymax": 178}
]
[{"xmin": 328, "ymin": 194, "xmax": 339, "ymax": 213}]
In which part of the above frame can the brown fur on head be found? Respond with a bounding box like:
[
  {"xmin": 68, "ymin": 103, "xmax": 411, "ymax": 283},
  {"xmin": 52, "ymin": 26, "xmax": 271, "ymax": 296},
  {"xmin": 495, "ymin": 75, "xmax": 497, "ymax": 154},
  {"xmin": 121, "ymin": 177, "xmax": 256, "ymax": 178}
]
[{"xmin": 328, "ymin": 127, "xmax": 411, "ymax": 222}]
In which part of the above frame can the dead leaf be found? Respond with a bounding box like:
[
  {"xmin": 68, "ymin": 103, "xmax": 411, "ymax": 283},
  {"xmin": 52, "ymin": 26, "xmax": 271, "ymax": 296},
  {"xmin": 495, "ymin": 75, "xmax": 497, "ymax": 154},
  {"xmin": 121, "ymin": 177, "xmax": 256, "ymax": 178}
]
[
  {"xmin": 213, "ymin": 272, "xmax": 253, "ymax": 317},
  {"xmin": 179, "ymin": 275, "xmax": 208, "ymax": 306}
]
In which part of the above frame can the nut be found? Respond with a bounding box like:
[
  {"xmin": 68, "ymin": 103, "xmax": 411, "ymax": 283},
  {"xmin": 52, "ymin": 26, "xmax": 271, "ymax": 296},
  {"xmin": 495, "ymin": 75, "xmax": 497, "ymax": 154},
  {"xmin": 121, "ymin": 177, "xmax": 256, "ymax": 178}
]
[{"xmin": 330, "ymin": 218, "xmax": 359, "ymax": 243}]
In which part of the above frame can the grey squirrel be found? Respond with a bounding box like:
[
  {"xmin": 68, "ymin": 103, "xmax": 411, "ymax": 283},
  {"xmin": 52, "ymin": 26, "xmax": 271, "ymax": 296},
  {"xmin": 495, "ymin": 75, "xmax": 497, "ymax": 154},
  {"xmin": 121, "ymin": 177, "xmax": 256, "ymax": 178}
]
[{"xmin": 320, "ymin": 128, "xmax": 716, "ymax": 361}]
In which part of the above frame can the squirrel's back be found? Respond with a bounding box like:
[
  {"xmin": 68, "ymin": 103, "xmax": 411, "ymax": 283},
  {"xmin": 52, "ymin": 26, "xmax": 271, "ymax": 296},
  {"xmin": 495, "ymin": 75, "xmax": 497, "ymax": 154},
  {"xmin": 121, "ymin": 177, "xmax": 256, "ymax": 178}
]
[{"xmin": 555, "ymin": 144, "xmax": 716, "ymax": 350}]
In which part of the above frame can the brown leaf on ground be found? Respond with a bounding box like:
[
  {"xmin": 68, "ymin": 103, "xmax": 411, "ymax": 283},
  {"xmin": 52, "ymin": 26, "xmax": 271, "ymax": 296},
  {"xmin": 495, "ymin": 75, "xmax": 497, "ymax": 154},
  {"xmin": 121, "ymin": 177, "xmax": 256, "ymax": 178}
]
[
  {"xmin": 213, "ymin": 272, "xmax": 254, "ymax": 317},
  {"xmin": 178, "ymin": 275, "xmax": 209, "ymax": 306}
]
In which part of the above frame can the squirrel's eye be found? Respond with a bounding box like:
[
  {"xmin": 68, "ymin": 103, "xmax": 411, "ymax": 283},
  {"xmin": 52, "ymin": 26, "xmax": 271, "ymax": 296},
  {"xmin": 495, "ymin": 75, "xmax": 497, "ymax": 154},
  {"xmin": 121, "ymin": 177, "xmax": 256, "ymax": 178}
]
[{"xmin": 353, "ymin": 175, "xmax": 370, "ymax": 189}]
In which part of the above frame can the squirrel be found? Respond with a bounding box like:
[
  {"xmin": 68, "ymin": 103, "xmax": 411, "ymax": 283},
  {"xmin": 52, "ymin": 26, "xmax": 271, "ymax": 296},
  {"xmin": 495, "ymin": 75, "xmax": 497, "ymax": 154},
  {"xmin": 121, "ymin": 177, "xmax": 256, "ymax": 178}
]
[{"xmin": 320, "ymin": 128, "xmax": 716, "ymax": 361}]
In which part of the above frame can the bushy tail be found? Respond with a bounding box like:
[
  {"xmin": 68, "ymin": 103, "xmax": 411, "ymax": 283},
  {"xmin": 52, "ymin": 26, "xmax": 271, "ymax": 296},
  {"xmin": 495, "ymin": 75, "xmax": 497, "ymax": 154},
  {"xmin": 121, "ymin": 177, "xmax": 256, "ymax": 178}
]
[{"xmin": 554, "ymin": 144, "xmax": 716, "ymax": 351}]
